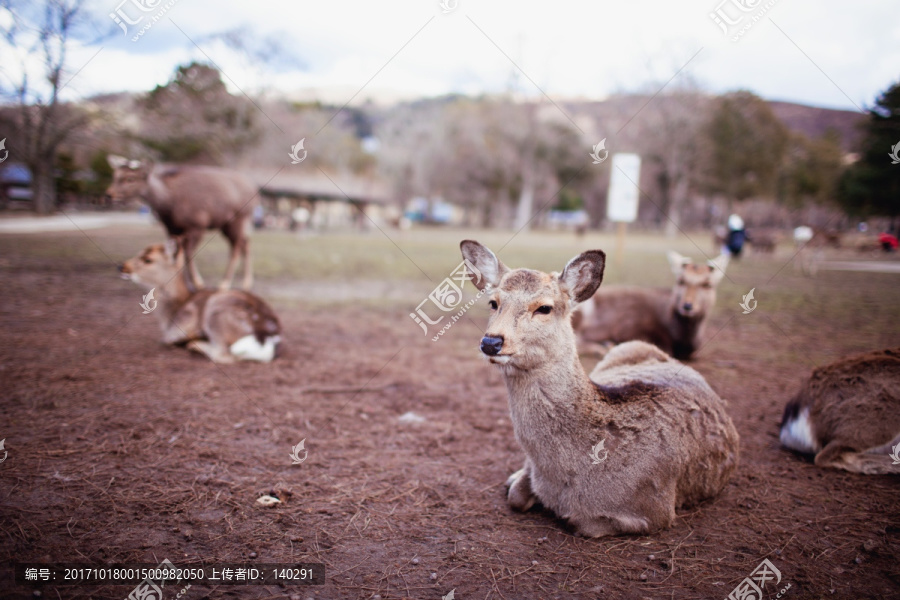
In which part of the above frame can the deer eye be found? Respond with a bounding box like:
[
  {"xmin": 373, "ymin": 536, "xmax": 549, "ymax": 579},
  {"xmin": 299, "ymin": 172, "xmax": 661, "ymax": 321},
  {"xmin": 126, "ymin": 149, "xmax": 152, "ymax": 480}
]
[
  {"xmin": 535, "ymin": 305, "xmax": 552, "ymax": 315},
  {"xmin": 702, "ymin": 282, "xmax": 712, "ymax": 289},
  {"xmin": 488, "ymin": 300, "xmax": 498, "ymax": 310},
  {"xmin": 142, "ymin": 258, "xmax": 152, "ymax": 264}
]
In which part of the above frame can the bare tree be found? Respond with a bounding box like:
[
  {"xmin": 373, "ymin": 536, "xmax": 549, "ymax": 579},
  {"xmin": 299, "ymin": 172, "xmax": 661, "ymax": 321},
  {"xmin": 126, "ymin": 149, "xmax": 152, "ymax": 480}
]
[{"xmin": 0, "ymin": 0, "xmax": 95, "ymax": 213}]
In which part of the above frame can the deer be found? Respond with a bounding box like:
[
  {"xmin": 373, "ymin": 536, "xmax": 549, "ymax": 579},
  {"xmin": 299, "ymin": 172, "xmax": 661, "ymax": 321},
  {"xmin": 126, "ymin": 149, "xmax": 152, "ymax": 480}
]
[
  {"xmin": 571, "ymin": 251, "xmax": 729, "ymax": 360},
  {"xmin": 780, "ymin": 348, "xmax": 900, "ymax": 475},
  {"xmin": 459, "ymin": 240, "xmax": 740, "ymax": 537},
  {"xmin": 106, "ymin": 156, "xmax": 257, "ymax": 290},
  {"xmin": 119, "ymin": 240, "xmax": 281, "ymax": 363}
]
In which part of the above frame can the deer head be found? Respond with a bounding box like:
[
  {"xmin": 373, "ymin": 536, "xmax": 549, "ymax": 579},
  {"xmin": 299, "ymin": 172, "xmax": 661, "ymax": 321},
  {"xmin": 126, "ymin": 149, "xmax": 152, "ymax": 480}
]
[
  {"xmin": 667, "ymin": 251, "xmax": 728, "ymax": 319},
  {"xmin": 118, "ymin": 240, "xmax": 185, "ymax": 291},
  {"xmin": 460, "ymin": 240, "xmax": 605, "ymax": 373},
  {"xmin": 106, "ymin": 155, "xmax": 151, "ymax": 203}
]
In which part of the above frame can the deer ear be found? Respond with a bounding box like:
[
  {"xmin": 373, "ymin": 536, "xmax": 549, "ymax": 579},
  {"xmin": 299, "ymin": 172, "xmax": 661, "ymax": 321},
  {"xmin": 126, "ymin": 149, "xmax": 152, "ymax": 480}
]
[
  {"xmin": 559, "ymin": 250, "xmax": 605, "ymax": 305},
  {"xmin": 708, "ymin": 253, "xmax": 729, "ymax": 285},
  {"xmin": 107, "ymin": 154, "xmax": 129, "ymax": 169},
  {"xmin": 460, "ymin": 240, "xmax": 508, "ymax": 291},
  {"xmin": 667, "ymin": 250, "xmax": 690, "ymax": 275}
]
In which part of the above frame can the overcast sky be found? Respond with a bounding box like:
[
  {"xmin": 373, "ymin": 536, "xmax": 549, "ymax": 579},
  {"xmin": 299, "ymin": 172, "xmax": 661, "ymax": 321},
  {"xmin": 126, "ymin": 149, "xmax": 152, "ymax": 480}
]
[{"xmin": 3, "ymin": 0, "xmax": 899, "ymax": 112}]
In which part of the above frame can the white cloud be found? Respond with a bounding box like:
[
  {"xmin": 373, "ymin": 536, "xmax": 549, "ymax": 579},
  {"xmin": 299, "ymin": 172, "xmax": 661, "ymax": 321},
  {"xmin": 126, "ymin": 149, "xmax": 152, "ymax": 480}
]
[{"xmin": 9, "ymin": 0, "xmax": 898, "ymax": 110}]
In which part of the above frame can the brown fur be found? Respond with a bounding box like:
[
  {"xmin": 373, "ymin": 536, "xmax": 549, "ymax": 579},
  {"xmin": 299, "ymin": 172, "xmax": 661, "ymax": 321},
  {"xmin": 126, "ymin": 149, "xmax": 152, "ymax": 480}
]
[
  {"xmin": 119, "ymin": 242, "xmax": 280, "ymax": 364},
  {"xmin": 460, "ymin": 240, "xmax": 739, "ymax": 537},
  {"xmin": 780, "ymin": 348, "xmax": 900, "ymax": 474},
  {"xmin": 107, "ymin": 156, "xmax": 258, "ymax": 290},
  {"xmin": 572, "ymin": 252, "xmax": 728, "ymax": 360}
]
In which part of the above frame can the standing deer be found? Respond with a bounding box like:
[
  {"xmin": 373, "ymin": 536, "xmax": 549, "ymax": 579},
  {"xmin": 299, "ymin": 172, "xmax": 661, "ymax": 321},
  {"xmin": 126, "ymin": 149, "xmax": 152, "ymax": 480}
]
[
  {"xmin": 106, "ymin": 156, "xmax": 257, "ymax": 290},
  {"xmin": 780, "ymin": 348, "xmax": 900, "ymax": 474},
  {"xmin": 460, "ymin": 240, "xmax": 739, "ymax": 537},
  {"xmin": 119, "ymin": 241, "xmax": 281, "ymax": 363},
  {"xmin": 572, "ymin": 251, "xmax": 729, "ymax": 360}
]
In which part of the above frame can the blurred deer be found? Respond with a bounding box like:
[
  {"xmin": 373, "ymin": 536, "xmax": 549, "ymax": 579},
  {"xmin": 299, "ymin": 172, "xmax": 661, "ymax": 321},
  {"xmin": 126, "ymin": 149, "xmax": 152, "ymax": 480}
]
[
  {"xmin": 460, "ymin": 240, "xmax": 739, "ymax": 537},
  {"xmin": 106, "ymin": 156, "xmax": 257, "ymax": 290},
  {"xmin": 572, "ymin": 251, "xmax": 729, "ymax": 360},
  {"xmin": 119, "ymin": 241, "xmax": 281, "ymax": 363},
  {"xmin": 780, "ymin": 348, "xmax": 900, "ymax": 474}
]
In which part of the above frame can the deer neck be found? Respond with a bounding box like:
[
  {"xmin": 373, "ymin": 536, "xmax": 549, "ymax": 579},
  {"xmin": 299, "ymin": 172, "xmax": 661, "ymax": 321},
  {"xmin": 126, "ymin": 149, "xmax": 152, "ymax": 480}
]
[
  {"xmin": 667, "ymin": 297, "xmax": 704, "ymax": 341},
  {"xmin": 141, "ymin": 169, "xmax": 171, "ymax": 207},
  {"xmin": 150, "ymin": 271, "xmax": 193, "ymax": 319},
  {"xmin": 501, "ymin": 345, "xmax": 604, "ymax": 460}
]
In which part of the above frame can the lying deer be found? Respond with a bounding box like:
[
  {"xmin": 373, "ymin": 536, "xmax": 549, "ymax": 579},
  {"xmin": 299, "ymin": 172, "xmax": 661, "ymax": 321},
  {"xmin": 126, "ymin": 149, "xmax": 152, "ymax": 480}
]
[
  {"xmin": 780, "ymin": 348, "xmax": 900, "ymax": 474},
  {"xmin": 119, "ymin": 241, "xmax": 281, "ymax": 363},
  {"xmin": 107, "ymin": 156, "xmax": 257, "ymax": 290},
  {"xmin": 572, "ymin": 251, "xmax": 729, "ymax": 360},
  {"xmin": 460, "ymin": 240, "xmax": 739, "ymax": 537}
]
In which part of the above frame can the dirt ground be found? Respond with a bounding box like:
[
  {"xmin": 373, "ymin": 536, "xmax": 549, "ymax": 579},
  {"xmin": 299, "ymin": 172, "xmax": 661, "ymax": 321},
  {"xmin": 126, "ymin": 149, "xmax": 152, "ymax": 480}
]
[{"xmin": 1, "ymin": 223, "xmax": 899, "ymax": 600}]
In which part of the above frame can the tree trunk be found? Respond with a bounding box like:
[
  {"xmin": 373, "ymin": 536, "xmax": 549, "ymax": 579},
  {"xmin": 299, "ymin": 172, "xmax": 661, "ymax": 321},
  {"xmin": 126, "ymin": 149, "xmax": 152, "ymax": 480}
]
[{"xmin": 31, "ymin": 163, "xmax": 56, "ymax": 214}]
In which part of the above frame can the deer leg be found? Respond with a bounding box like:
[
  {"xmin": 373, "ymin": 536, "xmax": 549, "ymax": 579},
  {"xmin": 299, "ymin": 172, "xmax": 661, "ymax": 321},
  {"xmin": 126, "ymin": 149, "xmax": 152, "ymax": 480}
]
[
  {"xmin": 240, "ymin": 234, "xmax": 253, "ymax": 290},
  {"xmin": 219, "ymin": 240, "xmax": 240, "ymax": 291},
  {"xmin": 219, "ymin": 220, "xmax": 250, "ymax": 290},
  {"xmin": 506, "ymin": 462, "xmax": 537, "ymax": 512},
  {"xmin": 181, "ymin": 232, "xmax": 205, "ymax": 289},
  {"xmin": 814, "ymin": 440, "xmax": 900, "ymax": 475},
  {"xmin": 187, "ymin": 340, "xmax": 236, "ymax": 364}
]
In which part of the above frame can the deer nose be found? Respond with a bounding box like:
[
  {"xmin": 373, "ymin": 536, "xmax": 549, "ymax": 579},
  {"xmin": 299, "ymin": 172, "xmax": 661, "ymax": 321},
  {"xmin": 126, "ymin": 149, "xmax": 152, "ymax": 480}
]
[
  {"xmin": 682, "ymin": 302, "xmax": 693, "ymax": 312},
  {"xmin": 117, "ymin": 264, "xmax": 125, "ymax": 273},
  {"xmin": 480, "ymin": 335, "xmax": 504, "ymax": 356}
]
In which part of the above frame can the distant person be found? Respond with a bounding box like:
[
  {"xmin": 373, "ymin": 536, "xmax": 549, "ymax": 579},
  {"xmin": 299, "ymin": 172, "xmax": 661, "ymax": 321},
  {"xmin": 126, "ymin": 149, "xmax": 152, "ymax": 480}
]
[
  {"xmin": 879, "ymin": 232, "xmax": 898, "ymax": 252},
  {"xmin": 252, "ymin": 205, "xmax": 265, "ymax": 229},
  {"xmin": 723, "ymin": 214, "xmax": 747, "ymax": 258}
]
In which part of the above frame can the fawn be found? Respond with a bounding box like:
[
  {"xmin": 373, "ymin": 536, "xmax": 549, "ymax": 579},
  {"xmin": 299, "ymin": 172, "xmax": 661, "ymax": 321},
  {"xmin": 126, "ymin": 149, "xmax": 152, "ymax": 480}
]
[
  {"xmin": 119, "ymin": 241, "xmax": 281, "ymax": 363},
  {"xmin": 460, "ymin": 240, "xmax": 739, "ymax": 537}
]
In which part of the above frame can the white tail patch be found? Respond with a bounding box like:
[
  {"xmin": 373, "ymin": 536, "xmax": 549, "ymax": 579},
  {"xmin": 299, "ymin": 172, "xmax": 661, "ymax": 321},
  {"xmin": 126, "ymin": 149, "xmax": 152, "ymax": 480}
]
[
  {"xmin": 780, "ymin": 406, "xmax": 818, "ymax": 454},
  {"xmin": 230, "ymin": 335, "xmax": 280, "ymax": 363}
]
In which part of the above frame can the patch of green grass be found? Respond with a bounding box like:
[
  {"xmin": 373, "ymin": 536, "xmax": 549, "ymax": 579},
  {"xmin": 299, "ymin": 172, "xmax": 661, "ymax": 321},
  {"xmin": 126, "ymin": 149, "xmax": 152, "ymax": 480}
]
[{"xmin": 2, "ymin": 221, "xmax": 898, "ymax": 360}]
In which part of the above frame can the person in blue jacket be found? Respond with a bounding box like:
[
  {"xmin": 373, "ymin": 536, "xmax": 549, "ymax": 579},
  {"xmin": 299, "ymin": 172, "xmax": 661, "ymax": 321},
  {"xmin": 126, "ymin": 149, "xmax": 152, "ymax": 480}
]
[{"xmin": 723, "ymin": 214, "xmax": 748, "ymax": 257}]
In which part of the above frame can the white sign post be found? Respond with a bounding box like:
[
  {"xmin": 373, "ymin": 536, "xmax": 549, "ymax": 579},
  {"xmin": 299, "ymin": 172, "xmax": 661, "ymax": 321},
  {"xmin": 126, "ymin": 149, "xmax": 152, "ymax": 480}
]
[{"xmin": 606, "ymin": 153, "xmax": 642, "ymax": 268}]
